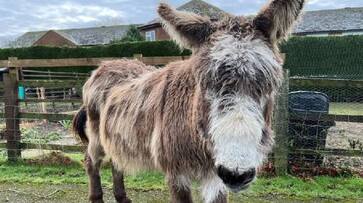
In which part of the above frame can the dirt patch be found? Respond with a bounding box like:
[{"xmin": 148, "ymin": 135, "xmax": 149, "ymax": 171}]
[
  {"xmin": 325, "ymin": 122, "xmax": 363, "ymax": 172},
  {"xmin": 0, "ymin": 182, "xmax": 341, "ymax": 203},
  {"xmin": 24, "ymin": 152, "xmax": 80, "ymax": 166},
  {"xmin": 326, "ymin": 122, "xmax": 363, "ymax": 149}
]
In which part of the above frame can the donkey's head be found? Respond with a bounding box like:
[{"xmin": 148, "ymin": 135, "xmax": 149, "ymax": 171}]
[{"xmin": 159, "ymin": 0, "xmax": 305, "ymax": 192}]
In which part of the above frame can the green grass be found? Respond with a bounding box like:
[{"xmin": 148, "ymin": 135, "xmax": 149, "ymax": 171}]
[
  {"xmin": 329, "ymin": 103, "xmax": 363, "ymax": 116},
  {"xmin": 0, "ymin": 154, "xmax": 362, "ymax": 200},
  {"xmin": 244, "ymin": 176, "xmax": 363, "ymax": 200},
  {"xmin": 0, "ymin": 153, "xmax": 165, "ymax": 191}
]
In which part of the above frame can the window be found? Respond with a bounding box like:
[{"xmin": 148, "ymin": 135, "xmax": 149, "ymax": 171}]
[
  {"xmin": 328, "ymin": 31, "xmax": 343, "ymax": 36},
  {"xmin": 145, "ymin": 30, "xmax": 156, "ymax": 41}
]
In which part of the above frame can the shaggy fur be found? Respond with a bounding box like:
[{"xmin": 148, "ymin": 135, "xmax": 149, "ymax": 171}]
[
  {"xmin": 254, "ymin": 0, "xmax": 305, "ymax": 45},
  {"xmin": 73, "ymin": 1, "xmax": 305, "ymax": 202}
]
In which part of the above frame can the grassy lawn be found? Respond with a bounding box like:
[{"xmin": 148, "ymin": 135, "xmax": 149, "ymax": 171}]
[
  {"xmin": 330, "ymin": 102, "xmax": 363, "ymax": 116},
  {"xmin": 0, "ymin": 153, "xmax": 362, "ymax": 201}
]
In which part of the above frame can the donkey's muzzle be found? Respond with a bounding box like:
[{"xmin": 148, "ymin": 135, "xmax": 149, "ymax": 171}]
[{"xmin": 217, "ymin": 166, "xmax": 256, "ymax": 192}]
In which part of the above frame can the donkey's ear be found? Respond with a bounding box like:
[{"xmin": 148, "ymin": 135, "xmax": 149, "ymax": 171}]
[
  {"xmin": 253, "ymin": 0, "xmax": 305, "ymax": 43},
  {"xmin": 158, "ymin": 3, "xmax": 213, "ymax": 50}
]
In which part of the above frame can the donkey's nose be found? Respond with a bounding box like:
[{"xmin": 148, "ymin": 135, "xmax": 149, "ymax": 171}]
[{"xmin": 217, "ymin": 166, "xmax": 256, "ymax": 192}]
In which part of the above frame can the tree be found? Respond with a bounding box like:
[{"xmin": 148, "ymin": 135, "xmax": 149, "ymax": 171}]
[{"xmin": 112, "ymin": 25, "xmax": 145, "ymax": 43}]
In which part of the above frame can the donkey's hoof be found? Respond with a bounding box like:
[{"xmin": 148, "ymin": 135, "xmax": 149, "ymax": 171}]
[
  {"xmin": 116, "ymin": 197, "xmax": 132, "ymax": 203},
  {"xmin": 90, "ymin": 199, "xmax": 104, "ymax": 203},
  {"xmin": 89, "ymin": 195, "xmax": 104, "ymax": 203}
]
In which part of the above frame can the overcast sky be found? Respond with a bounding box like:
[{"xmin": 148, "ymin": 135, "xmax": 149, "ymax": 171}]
[{"xmin": 1, "ymin": 0, "xmax": 363, "ymax": 42}]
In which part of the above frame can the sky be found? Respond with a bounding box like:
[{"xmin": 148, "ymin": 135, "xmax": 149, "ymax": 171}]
[{"xmin": 1, "ymin": 0, "xmax": 363, "ymax": 45}]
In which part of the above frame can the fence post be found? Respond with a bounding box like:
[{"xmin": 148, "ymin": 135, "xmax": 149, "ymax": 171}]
[
  {"xmin": 4, "ymin": 61, "xmax": 21, "ymax": 161},
  {"xmin": 133, "ymin": 54, "xmax": 143, "ymax": 61},
  {"xmin": 273, "ymin": 70, "xmax": 290, "ymax": 176}
]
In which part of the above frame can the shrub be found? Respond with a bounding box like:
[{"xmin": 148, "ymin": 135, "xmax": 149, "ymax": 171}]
[
  {"xmin": 111, "ymin": 25, "xmax": 145, "ymax": 43},
  {"xmin": 0, "ymin": 40, "xmax": 191, "ymax": 60},
  {"xmin": 281, "ymin": 35, "xmax": 363, "ymax": 79}
]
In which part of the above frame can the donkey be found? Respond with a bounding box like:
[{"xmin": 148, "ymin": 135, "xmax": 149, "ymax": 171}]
[{"xmin": 73, "ymin": 0, "xmax": 305, "ymax": 202}]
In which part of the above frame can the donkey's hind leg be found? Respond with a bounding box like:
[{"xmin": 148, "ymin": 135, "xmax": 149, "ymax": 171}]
[
  {"xmin": 86, "ymin": 133, "xmax": 105, "ymax": 203},
  {"xmin": 112, "ymin": 164, "xmax": 132, "ymax": 203},
  {"xmin": 85, "ymin": 152, "xmax": 104, "ymax": 203}
]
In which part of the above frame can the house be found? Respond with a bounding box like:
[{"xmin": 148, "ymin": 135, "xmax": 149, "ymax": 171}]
[
  {"xmin": 139, "ymin": 0, "xmax": 363, "ymax": 40},
  {"xmin": 8, "ymin": 2, "xmax": 363, "ymax": 48},
  {"xmin": 138, "ymin": 0, "xmax": 229, "ymax": 41},
  {"xmin": 9, "ymin": 25, "xmax": 132, "ymax": 48},
  {"xmin": 294, "ymin": 7, "xmax": 363, "ymax": 36}
]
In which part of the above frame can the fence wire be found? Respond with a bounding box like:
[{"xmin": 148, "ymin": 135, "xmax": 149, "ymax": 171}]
[
  {"xmin": 0, "ymin": 70, "xmax": 84, "ymax": 162},
  {"xmin": 0, "ymin": 69, "xmax": 362, "ymax": 177},
  {"xmin": 284, "ymin": 76, "xmax": 363, "ymax": 176}
]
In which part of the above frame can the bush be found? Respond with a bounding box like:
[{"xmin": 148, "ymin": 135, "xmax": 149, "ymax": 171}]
[
  {"xmin": 1, "ymin": 36, "xmax": 362, "ymax": 79},
  {"xmin": 111, "ymin": 25, "xmax": 145, "ymax": 43},
  {"xmin": 281, "ymin": 35, "xmax": 363, "ymax": 79},
  {"xmin": 0, "ymin": 40, "xmax": 191, "ymax": 60}
]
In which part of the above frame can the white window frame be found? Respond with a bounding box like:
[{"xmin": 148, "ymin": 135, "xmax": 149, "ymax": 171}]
[{"xmin": 145, "ymin": 30, "xmax": 156, "ymax": 41}]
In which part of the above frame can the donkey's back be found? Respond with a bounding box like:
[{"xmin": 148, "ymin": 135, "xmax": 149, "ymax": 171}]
[
  {"xmin": 84, "ymin": 59, "xmax": 155, "ymax": 120},
  {"xmin": 73, "ymin": 59, "xmax": 155, "ymax": 144}
]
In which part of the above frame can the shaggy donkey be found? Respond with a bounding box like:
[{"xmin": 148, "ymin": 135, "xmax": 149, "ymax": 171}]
[{"xmin": 73, "ymin": 0, "xmax": 305, "ymax": 202}]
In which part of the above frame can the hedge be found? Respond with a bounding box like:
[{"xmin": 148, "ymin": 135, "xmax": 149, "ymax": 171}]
[
  {"xmin": 0, "ymin": 36, "xmax": 362, "ymax": 79},
  {"xmin": 0, "ymin": 40, "xmax": 191, "ymax": 60},
  {"xmin": 282, "ymin": 35, "xmax": 363, "ymax": 80},
  {"xmin": 0, "ymin": 41, "xmax": 191, "ymax": 73}
]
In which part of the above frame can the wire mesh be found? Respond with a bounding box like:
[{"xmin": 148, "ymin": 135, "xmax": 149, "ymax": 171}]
[
  {"xmin": 0, "ymin": 69, "xmax": 85, "ymax": 161},
  {"xmin": 0, "ymin": 68, "xmax": 362, "ymax": 177},
  {"xmin": 285, "ymin": 76, "xmax": 363, "ymax": 176}
]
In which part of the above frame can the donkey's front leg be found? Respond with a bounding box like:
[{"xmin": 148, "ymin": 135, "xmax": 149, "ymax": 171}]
[
  {"xmin": 201, "ymin": 175, "xmax": 227, "ymax": 203},
  {"xmin": 167, "ymin": 175, "xmax": 193, "ymax": 203},
  {"xmin": 112, "ymin": 164, "xmax": 132, "ymax": 203}
]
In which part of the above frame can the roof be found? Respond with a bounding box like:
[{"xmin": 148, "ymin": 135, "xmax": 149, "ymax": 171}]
[
  {"xmin": 139, "ymin": 0, "xmax": 229, "ymax": 29},
  {"xmin": 294, "ymin": 7, "xmax": 363, "ymax": 34},
  {"xmin": 32, "ymin": 30, "xmax": 77, "ymax": 47},
  {"xmin": 10, "ymin": 25, "xmax": 132, "ymax": 48},
  {"xmin": 177, "ymin": 0, "xmax": 227, "ymax": 20}
]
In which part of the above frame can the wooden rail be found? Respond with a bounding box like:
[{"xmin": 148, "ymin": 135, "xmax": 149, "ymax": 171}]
[
  {"xmin": 294, "ymin": 148, "xmax": 363, "ymax": 157},
  {"xmin": 20, "ymin": 112, "xmax": 75, "ymax": 121},
  {"xmin": 290, "ymin": 113, "xmax": 363, "ymax": 123},
  {"xmin": 21, "ymin": 98, "xmax": 81, "ymax": 103},
  {"xmin": 19, "ymin": 80, "xmax": 85, "ymax": 88},
  {"xmin": 290, "ymin": 77, "xmax": 363, "ymax": 88},
  {"xmin": 0, "ymin": 141, "xmax": 84, "ymax": 153}
]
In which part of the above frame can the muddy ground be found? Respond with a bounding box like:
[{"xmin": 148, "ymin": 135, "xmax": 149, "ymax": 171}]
[
  {"xmin": 0, "ymin": 182, "xmax": 354, "ymax": 203},
  {"xmin": 325, "ymin": 122, "xmax": 363, "ymax": 171}
]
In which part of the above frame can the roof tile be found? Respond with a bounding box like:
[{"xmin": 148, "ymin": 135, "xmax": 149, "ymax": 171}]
[
  {"xmin": 10, "ymin": 25, "xmax": 131, "ymax": 48},
  {"xmin": 294, "ymin": 7, "xmax": 363, "ymax": 33}
]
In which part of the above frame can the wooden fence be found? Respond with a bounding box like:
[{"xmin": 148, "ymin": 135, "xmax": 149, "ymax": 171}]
[
  {"xmin": 0, "ymin": 55, "xmax": 188, "ymax": 161},
  {"xmin": 0, "ymin": 56, "xmax": 362, "ymax": 176}
]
